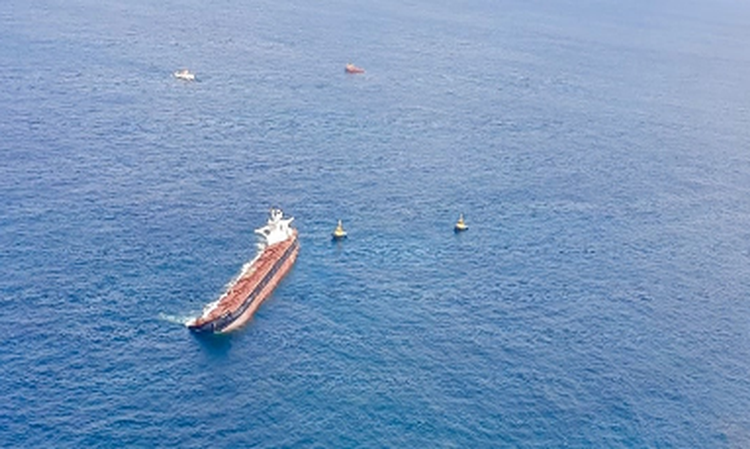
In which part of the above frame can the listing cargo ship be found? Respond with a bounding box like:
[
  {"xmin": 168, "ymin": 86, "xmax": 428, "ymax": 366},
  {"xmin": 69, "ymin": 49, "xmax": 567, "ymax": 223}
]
[{"xmin": 187, "ymin": 208, "xmax": 299, "ymax": 333}]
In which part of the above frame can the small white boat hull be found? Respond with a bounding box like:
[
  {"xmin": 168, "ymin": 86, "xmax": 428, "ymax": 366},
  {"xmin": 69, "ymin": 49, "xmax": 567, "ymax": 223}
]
[{"xmin": 174, "ymin": 70, "xmax": 195, "ymax": 81}]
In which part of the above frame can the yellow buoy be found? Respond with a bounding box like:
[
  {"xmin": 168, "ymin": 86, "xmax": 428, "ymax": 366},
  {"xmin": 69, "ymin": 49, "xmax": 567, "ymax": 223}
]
[
  {"xmin": 454, "ymin": 214, "xmax": 468, "ymax": 232},
  {"xmin": 332, "ymin": 219, "xmax": 347, "ymax": 240}
]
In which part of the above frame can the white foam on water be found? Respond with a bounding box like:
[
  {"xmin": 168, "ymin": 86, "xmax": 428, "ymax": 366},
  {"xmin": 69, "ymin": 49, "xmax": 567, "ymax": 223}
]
[{"xmin": 159, "ymin": 312, "xmax": 197, "ymax": 326}]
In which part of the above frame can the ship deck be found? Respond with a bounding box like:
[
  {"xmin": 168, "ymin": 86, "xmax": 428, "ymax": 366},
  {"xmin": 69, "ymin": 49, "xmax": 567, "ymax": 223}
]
[{"xmin": 191, "ymin": 232, "xmax": 297, "ymax": 327}]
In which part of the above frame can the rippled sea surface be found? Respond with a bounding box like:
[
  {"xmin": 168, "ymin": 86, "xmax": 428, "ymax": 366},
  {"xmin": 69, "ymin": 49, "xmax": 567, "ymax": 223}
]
[{"xmin": 2, "ymin": 0, "xmax": 750, "ymax": 446}]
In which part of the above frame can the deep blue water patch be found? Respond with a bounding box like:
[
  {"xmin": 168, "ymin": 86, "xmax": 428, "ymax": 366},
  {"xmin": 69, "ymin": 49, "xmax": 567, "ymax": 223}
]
[{"xmin": 2, "ymin": 0, "xmax": 750, "ymax": 447}]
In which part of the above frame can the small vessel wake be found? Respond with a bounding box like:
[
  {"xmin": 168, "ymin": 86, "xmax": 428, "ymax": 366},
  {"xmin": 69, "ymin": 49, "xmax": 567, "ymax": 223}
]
[{"xmin": 159, "ymin": 312, "xmax": 198, "ymax": 326}]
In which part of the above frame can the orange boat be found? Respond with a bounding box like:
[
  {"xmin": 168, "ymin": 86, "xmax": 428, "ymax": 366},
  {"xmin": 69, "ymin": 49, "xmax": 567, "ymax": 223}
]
[
  {"xmin": 345, "ymin": 63, "xmax": 365, "ymax": 74},
  {"xmin": 187, "ymin": 209, "xmax": 299, "ymax": 333}
]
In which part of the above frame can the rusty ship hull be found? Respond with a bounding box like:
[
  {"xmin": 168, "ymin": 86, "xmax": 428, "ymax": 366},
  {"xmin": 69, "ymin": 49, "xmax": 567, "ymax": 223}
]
[{"xmin": 188, "ymin": 229, "xmax": 299, "ymax": 333}]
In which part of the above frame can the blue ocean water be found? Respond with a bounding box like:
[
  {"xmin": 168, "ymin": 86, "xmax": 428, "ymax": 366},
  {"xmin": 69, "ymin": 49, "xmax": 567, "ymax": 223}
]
[{"xmin": 2, "ymin": 0, "xmax": 750, "ymax": 446}]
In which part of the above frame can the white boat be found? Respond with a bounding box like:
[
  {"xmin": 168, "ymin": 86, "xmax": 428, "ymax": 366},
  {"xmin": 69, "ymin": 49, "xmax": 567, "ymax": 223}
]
[{"xmin": 174, "ymin": 69, "xmax": 195, "ymax": 81}]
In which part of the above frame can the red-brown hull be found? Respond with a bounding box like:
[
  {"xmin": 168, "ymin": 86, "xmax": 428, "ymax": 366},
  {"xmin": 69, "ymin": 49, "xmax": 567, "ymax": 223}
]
[
  {"xmin": 188, "ymin": 230, "xmax": 299, "ymax": 333},
  {"xmin": 345, "ymin": 66, "xmax": 365, "ymax": 74}
]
